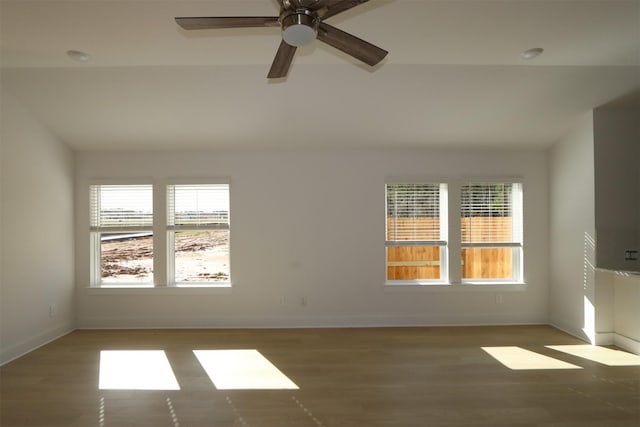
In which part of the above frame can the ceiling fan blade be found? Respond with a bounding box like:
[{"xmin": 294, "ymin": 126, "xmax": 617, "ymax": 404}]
[
  {"xmin": 317, "ymin": 22, "xmax": 387, "ymax": 66},
  {"xmin": 321, "ymin": 0, "xmax": 370, "ymax": 20},
  {"xmin": 267, "ymin": 40, "xmax": 297, "ymax": 79},
  {"xmin": 175, "ymin": 16, "xmax": 279, "ymax": 30}
]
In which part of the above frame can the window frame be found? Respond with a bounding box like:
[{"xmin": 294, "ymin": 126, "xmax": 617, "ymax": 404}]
[
  {"xmin": 166, "ymin": 182, "xmax": 231, "ymax": 287},
  {"xmin": 88, "ymin": 179, "xmax": 232, "ymax": 290},
  {"xmin": 385, "ymin": 182, "xmax": 449, "ymax": 285},
  {"xmin": 89, "ymin": 181, "xmax": 154, "ymax": 287},
  {"xmin": 460, "ymin": 181, "xmax": 524, "ymax": 284}
]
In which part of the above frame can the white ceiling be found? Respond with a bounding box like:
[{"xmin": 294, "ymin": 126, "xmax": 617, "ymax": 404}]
[{"xmin": 1, "ymin": 0, "xmax": 638, "ymax": 151}]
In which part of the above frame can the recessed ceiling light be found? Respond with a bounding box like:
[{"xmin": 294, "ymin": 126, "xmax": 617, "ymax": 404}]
[
  {"xmin": 521, "ymin": 47, "xmax": 544, "ymax": 60},
  {"xmin": 66, "ymin": 50, "xmax": 90, "ymax": 63}
]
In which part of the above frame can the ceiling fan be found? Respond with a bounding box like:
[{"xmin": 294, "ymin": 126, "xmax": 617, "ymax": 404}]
[{"xmin": 175, "ymin": 0, "xmax": 388, "ymax": 78}]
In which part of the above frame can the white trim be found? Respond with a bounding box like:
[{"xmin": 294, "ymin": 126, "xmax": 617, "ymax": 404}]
[
  {"xmin": 166, "ymin": 182, "xmax": 231, "ymax": 285},
  {"xmin": 460, "ymin": 278, "xmax": 526, "ymax": 285},
  {"xmin": 88, "ymin": 178, "xmax": 154, "ymax": 185},
  {"xmin": 594, "ymin": 332, "xmax": 640, "ymax": 355},
  {"xmin": 385, "ymin": 182, "xmax": 448, "ymax": 282},
  {"xmin": 387, "ymin": 260, "xmax": 440, "ymax": 267},
  {"xmin": 167, "ymin": 177, "xmax": 231, "ymax": 185},
  {"xmin": 549, "ymin": 322, "xmax": 593, "ymax": 344},
  {"xmin": 461, "ymin": 182, "xmax": 524, "ymax": 283},
  {"xmin": 166, "ymin": 230, "xmax": 176, "ymax": 286},
  {"xmin": 548, "ymin": 326, "xmax": 640, "ymax": 356},
  {"xmin": 168, "ymin": 224, "xmax": 229, "ymax": 231},
  {"xmin": 86, "ymin": 285, "xmax": 232, "ymax": 296},
  {"xmin": 0, "ymin": 323, "xmax": 75, "ymax": 366},
  {"xmin": 90, "ymin": 226, "xmax": 153, "ymax": 233},
  {"xmin": 613, "ymin": 333, "xmax": 640, "ymax": 355},
  {"xmin": 385, "ymin": 240, "xmax": 446, "ymax": 247},
  {"xmin": 461, "ymin": 176, "xmax": 524, "ymax": 184},
  {"xmin": 461, "ymin": 242, "xmax": 522, "ymax": 248},
  {"xmin": 76, "ymin": 315, "xmax": 546, "ymax": 330},
  {"xmin": 385, "ymin": 176, "xmax": 453, "ymax": 184},
  {"xmin": 594, "ymin": 332, "xmax": 615, "ymax": 346},
  {"xmin": 384, "ymin": 282, "xmax": 527, "ymax": 292}
]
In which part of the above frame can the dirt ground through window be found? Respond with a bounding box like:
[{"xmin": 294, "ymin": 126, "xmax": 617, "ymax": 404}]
[{"xmin": 101, "ymin": 230, "xmax": 229, "ymax": 283}]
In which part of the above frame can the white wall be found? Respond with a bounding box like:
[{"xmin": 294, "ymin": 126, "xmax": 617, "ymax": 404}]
[
  {"xmin": 0, "ymin": 86, "xmax": 76, "ymax": 364},
  {"xmin": 549, "ymin": 109, "xmax": 640, "ymax": 353},
  {"xmin": 549, "ymin": 113, "xmax": 596, "ymax": 342},
  {"xmin": 76, "ymin": 149, "xmax": 549, "ymax": 329}
]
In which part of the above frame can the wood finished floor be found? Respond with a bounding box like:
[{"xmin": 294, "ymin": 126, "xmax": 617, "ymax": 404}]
[{"xmin": 1, "ymin": 326, "xmax": 639, "ymax": 427}]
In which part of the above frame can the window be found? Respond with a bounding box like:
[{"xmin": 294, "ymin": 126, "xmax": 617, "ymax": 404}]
[
  {"xmin": 90, "ymin": 184, "xmax": 153, "ymax": 285},
  {"xmin": 167, "ymin": 184, "xmax": 230, "ymax": 285},
  {"xmin": 385, "ymin": 183, "xmax": 448, "ymax": 283},
  {"xmin": 461, "ymin": 182, "xmax": 523, "ymax": 283}
]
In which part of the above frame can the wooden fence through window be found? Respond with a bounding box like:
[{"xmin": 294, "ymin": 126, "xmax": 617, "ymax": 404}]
[{"xmin": 386, "ymin": 218, "xmax": 515, "ymax": 280}]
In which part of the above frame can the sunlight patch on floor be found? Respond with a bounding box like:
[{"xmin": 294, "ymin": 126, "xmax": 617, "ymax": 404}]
[
  {"xmin": 482, "ymin": 346, "xmax": 583, "ymax": 370},
  {"xmin": 99, "ymin": 350, "xmax": 180, "ymax": 390},
  {"xmin": 547, "ymin": 345, "xmax": 640, "ymax": 366},
  {"xmin": 193, "ymin": 349, "xmax": 299, "ymax": 390}
]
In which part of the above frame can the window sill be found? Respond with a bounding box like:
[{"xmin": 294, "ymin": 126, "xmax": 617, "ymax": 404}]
[
  {"xmin": 461, "ymin": 281, "xmax": 526, "ymax": 286},
  {"xmin": 384, "ymin": 282, "xmax": 527, "ymax": 293},
  {"xmin": 86, "ymin": 284, "xmax": 232, "ymax": 296}
]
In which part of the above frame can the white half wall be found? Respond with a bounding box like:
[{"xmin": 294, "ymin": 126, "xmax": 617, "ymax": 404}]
[
  {"xmin": 75, "ymin": 148, "xmax": 549, "ymax": 329},
  {"xmin": 549, "ymin": 113, "xmax": 596, "ymax": 343},
  {"xmin": 592, "ymin": 98, "xmax": 640, "ymax": 353},
  {"xmin": 0, "ymin": 86, "xmax": 76, "ymax": 365},
  {"xmin": 613, "ymin": 273, "xmax": 640, "ymax": 353},
  {"xmin": 549, "ymin": 109, "xmax": 640, "ymax": 354}
]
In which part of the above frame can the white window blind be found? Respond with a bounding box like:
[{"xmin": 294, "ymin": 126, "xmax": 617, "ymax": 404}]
[
  {"xmin": 386, "ymin": 183, "xmax": 444, "ymax": 243},
  {"xmin": 90, "ymin": 184, "xmax": 153, "ymax": 232},
  {"xmin": 461, "ymin": 183, "xmax": 522, "ymax": 246},
  {"xmin": 167, "ymin": 184, "xmax": 230, "ymax": 230}
]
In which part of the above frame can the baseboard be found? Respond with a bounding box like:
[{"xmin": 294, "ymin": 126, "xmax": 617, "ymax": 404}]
[
  {"xmin": 549, "ymin": 322, "xmax": 591, "ymax": 344},
  {"xmin": 77, "ymin": 312, "xmax": 547, "ymax": 330},
  {"xmin": 595, "ymin": 332, "xmax": 640, "ymax": 354},
  {"xmin": 594, "ymin": 332, "xmax": 615, "ymax": 346},
  {"xmin": 0, "ymin": 322, "xmax": 75, "ymax": 366},
  {"xmin": 613, "ymin": 333, "xmax": 640, "ymax": 355},
  {"xmin": 546, "ymin": 324, "xmax": 640, "ymax": 355}
]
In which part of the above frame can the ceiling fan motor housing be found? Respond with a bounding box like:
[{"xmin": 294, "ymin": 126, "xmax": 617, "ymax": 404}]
[{"xmin": 281, "ymin": 9, "xmax": 319, "ymax": 47}]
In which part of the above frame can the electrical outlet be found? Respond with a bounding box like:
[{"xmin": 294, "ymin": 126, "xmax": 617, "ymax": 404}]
[
  {"xmin": 49, "ymin": 304, "xmax": 57, "ymax": 317},
  {"xmin": 300, "ymin": 297, "xmax": 307, "ymax": 307},
  {"xmin": 624, "ymin": 250, "xmax": 638, "ymax": 261},
  {"xmin": 495, "ymin": 294, "xmax": 503, "ymax": 305}
]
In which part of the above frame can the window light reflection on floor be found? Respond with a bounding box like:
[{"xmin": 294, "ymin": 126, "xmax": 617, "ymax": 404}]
[
  {"xmin": 482, "ymin": 346, "xmax": 583, "ymax": 370},
  {"xmin": 99, "ymin": 350, "xmax": 180, "ymax": 390},
  {"xmin": 193, "ymin": 349, "xmax": 299, "ymax": 390},
  {"xmin": 546, "ymin": 345, "xmax": 640, "ymax": 366}
]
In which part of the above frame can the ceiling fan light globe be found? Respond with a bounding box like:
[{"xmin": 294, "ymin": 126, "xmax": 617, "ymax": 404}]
[
  {"xmin": 281, "ymin": 11, "xmax": 318, "ymax": 47},
  {"xmin": 283, "ymin": 24, "xmax": 316, "ymax": 46}
]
